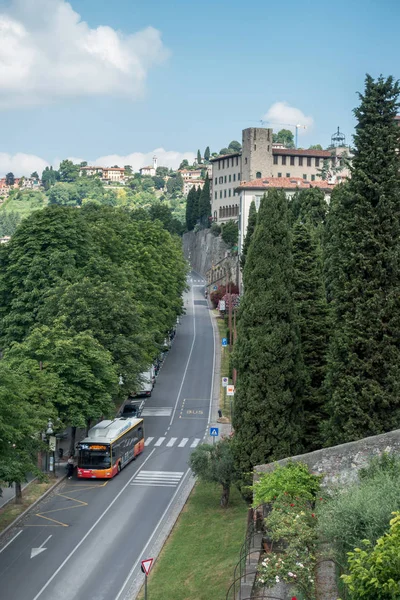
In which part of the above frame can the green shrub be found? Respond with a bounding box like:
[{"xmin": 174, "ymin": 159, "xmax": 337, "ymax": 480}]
[
  {"xmin": 317, "ymin": 467, "xmax": 400, "ymax": 566},
  {"xmin": 252, "ymin": 461, "xmax": 322, "ymax": 507},
  {"xmin": 210, "ymin": 222, "xmax": 221, "ymax": 236},
  {"xmin": 359, "ymin": 452, "xmax": 400, "ymax": 481},
  {"xmin": 340, "ymin": 512, "xmax": 400, "ymax": 600}
]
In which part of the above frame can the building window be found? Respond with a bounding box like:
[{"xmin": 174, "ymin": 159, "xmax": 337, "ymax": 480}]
[
  {"xmin": 236, "ymin": 156, "xmax": 239, "ymax": 166},
  {"xmin": 219, "ymin": 207, "xmax": 222, "ymax": 218},
  {"xmin": 224, "ymin": 175, "xmax": 227, "ymax": 183},
  {"xmin": 224, "ymin": 190, "xmax": 227, "ymax": 198},
  {"xmin": 220, "ymin": 191, "xmax": 222, "ymax": 198},
  {"xmin": 273, "ymin": 155, "xmax": 278, "ymax": 164},
  {"xmin": 215, "ymin": 177, "xmax": 217, "ymax": 185},
  {"xmin": 303, "ymin": 174, "xmax": 307, "ymax": 180},
  {"xmin": 218, "ymin": 162, "xmax": 221, "ymax": 170},
  {"xmin": 245, "ymin": 157, "xmax": 248, "ymax": 164},
  {"xmin": 282, "ymin": 156, "xmax": 287, "ymax": 165},
  {"xmin": 215, "ymin": 191, "xmax": 217, "ymax": 199},
  {"xmin": 254, "ymin": 144, "xmax": 256, "ymax": 150},
  {"xmin": 256, "ymin": 171, "xmax": 262, "ymax": 179},
  {"xmin": 278, "ymin": 172, "xmax": 282, "ymax": 178},
  {"xmin": 229, "ymin": 174, "xmax": 231, "ymax": 182},
  {"xmin": 311, "ymin": 174, "xmax": 315, "ymax": 181},
  {"xmin": 231, "ymin": 157, "xmax": 234, "ymax": 167},
  {"xmin": 219, "ymin": 176, "xmax": 223, "ymax": 184},
  {"xmin": 238, "ymin": 173, "xmax": 241, "ymax": 180},
  {"xmin": 315, "ymin": 158, "xmax": 320, "ymax": 167},
  {"xmin": 214, "ymin": 211, "xmax": 217, "ymax": 220},
  {"xmin": 233, "ymin": 173, "xmax": 236, "ymax": 181},
  {"xmin": 229, "ymin": 189, "xmax": 231, "ymax": 197},
  {"xmin": 286, "ymin": 173, "xmax": 290, "ymax": 177},
  {"xmin": 290, "ymin": 156, "xmax": 295, "ymax": 166},
  {"xmin": 307, "ymin": 157, "xmax": 311, "ymax": 166},
  {"xmin": 268, "ymin": 145, "xmax": 270, "ymax": 152},
  {"xmin": 254, "ymin": 130, "xmax": 257, "ymax": 140},
  {"xmin": 299, "ymin": 157, "xmax": 303, "ymax": 166}
]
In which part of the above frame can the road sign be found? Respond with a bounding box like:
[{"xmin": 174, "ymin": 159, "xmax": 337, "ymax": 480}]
[
  {"xmin": 209, "ymin": 427, "xmax": 219, "ymax": 437},
  {"xmin": 222, "ymin": 338, "xmax": 228, "ymax": 347},
  {"xmin": 227, "ymin": 385, "xmax": 235, "ymax": 396},
  {"xmin": 213, "ymin": 285, "xmax": 217, "ymax": 291},
  {"xmin": 141, "ymin": 558, "xmax": 154, "ymax": 576},
  {"xmin": 222, "ymin": 377, "xmax": 228, "ymax": 387},
  {"xmin": 219, "ymin": 300, "xmax": 226, "ymax": 311},
  {"xmin": 49, "ymin": 435, "xmax": 56, "ymax": 452}
]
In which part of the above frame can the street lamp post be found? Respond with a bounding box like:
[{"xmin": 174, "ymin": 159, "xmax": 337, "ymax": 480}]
[{"xmin": 45, "ymin": 420, "xmax": 56, "ymax": 478}]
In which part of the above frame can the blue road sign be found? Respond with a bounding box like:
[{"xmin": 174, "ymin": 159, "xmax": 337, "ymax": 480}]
[
  {"xmin": 209, "ymin": 427, "xmax": 219, "ymax": 437},
  {"xmin": 213, "ymin": 285, "xmax": 217, "ymax": 291},
  {"xmin": 222, "ymin": 338, "xmax": 228, "ymax": 347}
]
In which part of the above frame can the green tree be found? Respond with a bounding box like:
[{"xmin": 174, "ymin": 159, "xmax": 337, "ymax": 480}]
[
  {"xmin": 148, "ymin": 203, "xmax": 183, "ymax": 235},
  {"xmin": 289, "ymin": 188, "xmax": 327, "ymax": 231},
  {"xmin": 189, "ymin": 438, "xmax": 237, "ymax": 507},
  {"xmin": 272, "ymin": 129, "xmax": 295, "ymax": 148},
  {"xmin": 197, "ymin": 149, "xmax": 202, "ymax": 164},
  {"xmin": 58, "ymin": 159, "xmax": 79, "ymax": 183},
  {"xmin": 0, "ymin": 211, "xmax": 21, "ymax": 236},
  {"xmin": 5, "ymin": 172, "xmax": 15, "ymax": 186},
  {"xmin": 219, "ymin": 147, "xmax": 230, "ymax": 155},
  {"xmin": 185, "ymin": 186, "xmax": 197, "ymax": 231},
  {"xmin": 233, "ymin": 190, "xmax": 304, "ymax": 487},
  {"xmin": 178, "ymin": 159, "xmax": 189, "ymax": 170},
  {"xmin": 41, "ymin": 166, "xmax": 59, "ymax": 190},
  {"xmin": 124, "ymin": 165, "xmax": 133, "ymax": 175},
  {"xmin": 221, "ymin": 220, "xmax": 238, "ymax": 248},
  {"xmin": 292, "ymin": 221, "xmax": 329, "ymax": 450},
  {"xmin": 204, "ymin": 146, "xmax": 210, "ymax": 162},
  {"xmin": 228, "ymin": 140, "xmax": 242, "ymax": 153},
  {"xmin": 198, "ymin": 175, "xmax": 211, "ymax": 227},
  {"xmin": 240, "ymin": 200, "xmax": 257, "ymax": 270},
  {"xmin": 48, "ymin": 182, "xmax": 79, "ymax": 206},
  {"xmin": 323, "ymin": 75, "xmax": 400, "ymax": 445},
  {"xmin": 156, "ymin": 166, "xmax": 169, "ymax": 177},
  {"xmin": 30, "ymin": 171, "xmax": 39, "ymax": 180},
  {"xmin": 308, "ymin": 144, "xmax": 323, "ymax": 150},
  {"xmin": 152, "ymin": 175, "xmax": 165, "ymax": 190}
]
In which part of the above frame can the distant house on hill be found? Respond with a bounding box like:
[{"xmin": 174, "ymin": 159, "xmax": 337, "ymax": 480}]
[{"xmin": 139, "ymin": 156, "xmax": 157, "ymax": 177}]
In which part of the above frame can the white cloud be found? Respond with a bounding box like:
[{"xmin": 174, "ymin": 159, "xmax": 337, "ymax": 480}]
[
  {"xmin": 0, "ymin": 149, "xmax": 196, "ymax": 178},
  {"xmin": 262, "ymin": 102, "xmax": 314, "ymax": 135},
  {"xmin": 0, "ymin": 152, "xmax": 49, "ymax": 177},
  {"xmin": 0, "ymin": 0, "xmax": 169, "ymax": 108}
]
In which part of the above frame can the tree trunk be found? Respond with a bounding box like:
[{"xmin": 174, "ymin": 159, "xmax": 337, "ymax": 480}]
[
  {"xmin": 69, "ymin": 426, "xmax": 76, "ymax": 457},
  {"xmin": 15, "ymin": 482, "xmax": 22, "ymax": 504},
  {"xmin": 220, "ymin": 484, "xmax": 230, "ymax": 508}
]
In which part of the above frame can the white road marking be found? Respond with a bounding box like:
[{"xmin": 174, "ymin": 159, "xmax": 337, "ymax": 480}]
[
  {"xmin": 131, "ymin": 471, "xmax": 184, "ymax": 487},
  {"xmin": 115, "ymin": 469, "xmax": 192, "ymax": 600},
  {"xmin": 0, "ymin": 530, "xmax": 23, "ymax": 554},
  {"xmin": 166, "ymin": 438, "xmax": 177, "ymax": 447},
  {"xmin": 144, "ymin": 437, "xmax": 154, "ymax": 446},
  {"xmin": 141, "ymin": 408, "xmax": 173, "ymax": 417},
  {"xmin": 178, "ymin": 438, "xmax": 188, "ymax": 447},
  {"xmin": 154, "ymin": 437, "xmax": 165, "ymax": 446},
  {"xmin": 31, "ymin": 535, "xmax": 52, "ymax": 559},
  {"xmin": 31, "ymin": 448, "xmax": 157, "ymax": 600},
  {"xmin": 190, "ymin": 438, "xmax": 201, "ymax": 448},
  {"xmin": 169, "ymin": 286, "xmax": 196, "ymax": 426}
]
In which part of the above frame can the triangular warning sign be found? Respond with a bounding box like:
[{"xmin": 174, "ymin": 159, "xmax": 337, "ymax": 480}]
[{"xmin": 141, "ymin": 558, "xmax": 153, "ymax": 576}]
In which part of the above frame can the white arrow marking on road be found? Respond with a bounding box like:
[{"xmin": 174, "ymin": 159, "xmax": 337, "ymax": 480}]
[{"xmin": 31, "ymin": 535, "xmax": 52, "ymax": 558}]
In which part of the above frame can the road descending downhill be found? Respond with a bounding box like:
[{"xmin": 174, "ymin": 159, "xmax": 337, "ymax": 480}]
[{"xmin": 0, "ymin": 273, "xmax": 215, "ymax": 600}]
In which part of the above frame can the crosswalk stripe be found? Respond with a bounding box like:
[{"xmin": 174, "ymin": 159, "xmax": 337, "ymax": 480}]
[
  {"xmin": 178, "ymin": 438, "xmax": 188, "ymax": 447},
  {"xmin": 144, "ymin": 437, "xmax": 154, "ymax": 446},
  {"xmin": 131, "ymin": 470, "xmax": 184, "ymax": 487},
  {"xmin": 166, "ymin": 438, "xmax": 177, "ymax": 447},
  {"xmin": 142, "ymin": 408, "xmax": 172, "ymax": 417},
  {"xmin": 154, "ymin": 437, "xmax": 165, "ymax": 446},
  {"xmin": 190, "ymin": 438, "xmax": 200, "ymax": 448}
]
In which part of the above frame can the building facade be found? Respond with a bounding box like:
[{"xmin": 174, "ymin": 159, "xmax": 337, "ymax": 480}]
[
  {"xmin": 211, "ymin": 127, "xmax": 351, "ymax": 225},
  {"xmin": 183, "ymin": 179, "xmax": 205, "ymax": 196}
]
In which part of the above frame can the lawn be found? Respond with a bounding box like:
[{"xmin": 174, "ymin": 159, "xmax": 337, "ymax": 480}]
[
  {"xmin": 0, "ymin": 191, "xmax": 48, "ymax": 218},
  {"xmin": 139, "ymin": 482, "xmax": 248, "ymax": 600}
]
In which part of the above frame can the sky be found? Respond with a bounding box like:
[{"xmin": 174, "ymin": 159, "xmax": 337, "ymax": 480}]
[{"xmin": 0, "ymin": 0, "xmax": 399, "ymax": 176}]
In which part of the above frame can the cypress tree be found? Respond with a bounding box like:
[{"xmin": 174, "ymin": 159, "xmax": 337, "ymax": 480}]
[
  {"xmin": 233, "ymin": 190, "xmax": 304, "ymax": 483},
  {"xmin": 185, "ymin": 187, "xmax": 196, "ymax": 231},
  {"xmin": 204, "ymin": 146, "xmax": 210, "ymax": 162},
  {"xmin": 324, "ymin": 74, "xmax": 400, "ymax": 445},
  {"xmin": 240, "ymin": 200, "xmax": 257, "ymax": 270},
  {"xmin": 197, "ymin": 149, "xmax": 202, "ymax": 164},
  {"xmin": 292, "ymin": 221, "xmax": 329, "ymax": 450},
  {"xmin": 289, "ymin": 188, "xmax": 327, "ymax": 231},
  {"xmin": 198, "ymin": 175, "xmax": 211, "ymax": 227}
]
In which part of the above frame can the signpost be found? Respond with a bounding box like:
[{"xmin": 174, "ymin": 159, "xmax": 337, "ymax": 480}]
[
  {"xmin": 222, "ymin": 377, "xmax": 228, "ymax": 409},
  {"xmin": 209, "ymin": 427, "xmax": 219, "ymax": 445},
  {"xmin": 141, "ymin": 558, "xmax": 154, "ymax": 600}
]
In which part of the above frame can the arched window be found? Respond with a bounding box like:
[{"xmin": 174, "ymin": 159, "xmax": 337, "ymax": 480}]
[
  {"xmin": 256, "ymin": 171, "xmax": 262, "ymax": 179},
  {"xmin": 214, "ymin": 211, "xmax": 217, "ymax": 221}
]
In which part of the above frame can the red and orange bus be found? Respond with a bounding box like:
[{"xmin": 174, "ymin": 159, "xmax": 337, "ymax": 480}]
[{"xmin": 77, "ymin": 417, "xmax": 144, "ymax": 479}]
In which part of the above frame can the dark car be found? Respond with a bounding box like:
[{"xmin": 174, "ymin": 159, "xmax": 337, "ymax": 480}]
[{"xmin": 118, "ymin": 399, "xmax": 145, "ymax": 419}]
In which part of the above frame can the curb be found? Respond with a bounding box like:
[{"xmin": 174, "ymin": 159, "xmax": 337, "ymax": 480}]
[{"xmin": 0, "ymin": 475, "xmax": 67, "ymax": 542}]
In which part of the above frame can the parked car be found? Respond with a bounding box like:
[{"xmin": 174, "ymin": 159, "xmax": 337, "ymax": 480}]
[
  {"xmin": 133, "ymin": 366, "xmax": 156, "ymax": 397},
  {"xmin": 118, "ymin": 398, "xmax": 145, "ymax": 419}
]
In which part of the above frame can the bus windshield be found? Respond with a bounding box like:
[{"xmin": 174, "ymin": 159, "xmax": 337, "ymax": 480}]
[{"xmin": 78, "ymin": 449, "xmax": 111, "ymax": 469}]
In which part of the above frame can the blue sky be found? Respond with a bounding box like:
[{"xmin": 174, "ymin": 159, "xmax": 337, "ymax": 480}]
[{"xmin": 0, "ymin": 0, "xmax": 399, "ymax": 175}]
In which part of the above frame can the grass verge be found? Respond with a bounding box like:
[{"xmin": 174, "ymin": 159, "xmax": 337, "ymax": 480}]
[
  {"xmin": 139, "ymin": 481, "xmax": 248, "ymax": 600},
  {"xmin": 0, "ymin": 479, "xmax": 59, "ymax": 532},
  {"xmin": 213, "ymin": 310, "xmax": 233, "ymax": 421}
]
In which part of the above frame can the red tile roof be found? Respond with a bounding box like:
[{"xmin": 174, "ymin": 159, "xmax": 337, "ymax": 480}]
[{"xmin": 237, "ymin": 176, "xmax": 337, "ymax": 192}]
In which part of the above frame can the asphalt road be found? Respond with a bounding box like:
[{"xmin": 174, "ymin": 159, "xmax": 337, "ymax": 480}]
[{"xmin": 0, "ymin": 273, "xmax": 215, "ymax": 600}]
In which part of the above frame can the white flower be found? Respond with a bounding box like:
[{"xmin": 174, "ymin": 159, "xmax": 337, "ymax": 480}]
[
  {"xmin": 288, "ymin": 572, "xmax": 294, "ymax": 577},
  {"xmin": 296, "ymin": 562, "xmax": 304, "ymax": 568},
  {"xmin": 259, "ymin": 578, "xmax": 265, "ymax": 584},
  {"xmin": 275, "ymin": 576, "xmax": 280, "ymax": 583}
]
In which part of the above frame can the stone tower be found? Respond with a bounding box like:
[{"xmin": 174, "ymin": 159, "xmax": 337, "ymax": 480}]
[{"xmin": 241, "ymin": 128, "xmax": 273, "ymax": 182}]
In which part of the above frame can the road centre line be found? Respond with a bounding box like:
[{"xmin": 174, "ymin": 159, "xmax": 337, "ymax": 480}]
[
  {"xmin": 31, "ymin": 448, "xmax": 156, "ymax": 600},
  {"xmin": 114, "ymin": 468, "xmax": 192, "ymax": 600},
  {"xmin": 169, "ymin": 287, "xmax": 196, "ymax": 426},
  {"xmin": 0, "ymin": 530, "xmax": 22, "ymax": 554}
]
